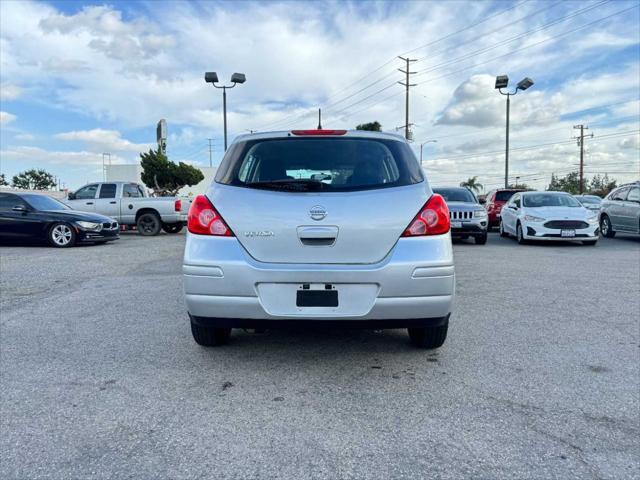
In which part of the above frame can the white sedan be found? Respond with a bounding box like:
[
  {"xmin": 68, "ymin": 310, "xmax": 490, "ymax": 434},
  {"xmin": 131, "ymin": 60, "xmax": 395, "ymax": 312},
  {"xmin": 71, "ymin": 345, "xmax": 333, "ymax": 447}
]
[{"xmin": 499, "ymin": 191, "xmax": 599, "ymax": 245}]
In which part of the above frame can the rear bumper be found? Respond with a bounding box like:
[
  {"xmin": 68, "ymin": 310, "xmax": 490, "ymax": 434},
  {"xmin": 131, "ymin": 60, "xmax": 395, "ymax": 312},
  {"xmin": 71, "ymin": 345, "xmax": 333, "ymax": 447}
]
[
  {"xmin": 190, "ymin": 313, "xmax": 450, "ymax": 329},
  {"xmin": 183, "ymin": 234, "xmax": 455, "ymax": 321}
]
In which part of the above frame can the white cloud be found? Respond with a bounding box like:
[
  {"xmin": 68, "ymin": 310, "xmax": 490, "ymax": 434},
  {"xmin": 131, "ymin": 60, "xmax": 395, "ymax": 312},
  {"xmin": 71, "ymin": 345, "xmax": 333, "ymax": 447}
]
[
  {"xmin": 0, "ymin": 84, "xmax": 22, "ymax": 101},
  {"xmin": 0, "ymin": 111, "xmax": 17, "ymax": 124},
  {"xmin": 0, "ymin": 145, "xmax": 126, "ymax": 166},
  {"xmin": 54, "ymin": 129, "xmax": 152, "ymax": 153},
  {"xmin": 14, "ymin": 133, "xmax": 35, "ymax": 141}
]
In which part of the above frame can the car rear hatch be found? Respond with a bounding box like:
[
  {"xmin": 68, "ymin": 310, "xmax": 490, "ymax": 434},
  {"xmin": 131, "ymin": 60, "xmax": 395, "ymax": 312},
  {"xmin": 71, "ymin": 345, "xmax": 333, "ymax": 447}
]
[{"xmin": 209, "ymin": 133, "xmax": 427, "ymax": 264}]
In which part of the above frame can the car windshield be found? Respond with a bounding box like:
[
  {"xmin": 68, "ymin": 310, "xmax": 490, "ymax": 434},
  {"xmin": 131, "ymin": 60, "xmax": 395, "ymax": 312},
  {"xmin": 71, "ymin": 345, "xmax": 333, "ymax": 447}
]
[
  {"xmin": 215, "ymin": 137, "xmax": 424, "ymax": 192},
  {"xmin": 523, "ymin": 193, "xmax": 581, "ymax": 208},
  {"xmin": 433, "ymin": 188, "xmax": 476, "ymax": 203},
  {"xmin": 495, "ymin": 190, "xmax": 518, "ymax": 202},
  {"xmin": 577, "ymin": 196, "xmax": 601, "ymax": 205},
  {"xmin": 22, "ymin": 194, "xmax": 70, "ymax": 211}
]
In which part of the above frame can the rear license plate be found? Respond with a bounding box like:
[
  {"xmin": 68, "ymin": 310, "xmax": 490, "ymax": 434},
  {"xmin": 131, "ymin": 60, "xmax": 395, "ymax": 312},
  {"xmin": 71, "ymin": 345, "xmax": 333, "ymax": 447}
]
[
  {"xmin": 451, "ymin": 221, "xmax": 462, "ymax": 228},
  {"xmin": 561, "ymin": 229, "xmax": 576, "ymax": 237},
  {"xmin": 296, "ymin": 290, "xmax": 338, "ymax": 307}
]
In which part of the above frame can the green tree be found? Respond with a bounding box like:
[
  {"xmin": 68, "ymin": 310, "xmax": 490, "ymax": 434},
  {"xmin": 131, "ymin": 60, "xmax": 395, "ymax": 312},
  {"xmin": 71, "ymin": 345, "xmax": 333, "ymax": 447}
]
[
  {"xmin": 140, "ymin": 148, "xmax": 204, "ymax": 196},
  {"xmin": 0, "ymin": 173, "xmax": 9, "ymax": 187},
  {"xmin": 355, "ymin": 121, "xmax": 382, "ymax": 132},
  {"xmin": 460, "ymin": 176, "xmax": 483, "ymax": 193},
  {"xmin": 588, "ymin": 174, "xmax": 617, "ymax": 197},
  {"xmin": 11, "ymin": 169, "xmax": 56, "ymax": 190},
  {"xmin": 547, "ymin": 171, "xmax": 585, "ymax": 194}
]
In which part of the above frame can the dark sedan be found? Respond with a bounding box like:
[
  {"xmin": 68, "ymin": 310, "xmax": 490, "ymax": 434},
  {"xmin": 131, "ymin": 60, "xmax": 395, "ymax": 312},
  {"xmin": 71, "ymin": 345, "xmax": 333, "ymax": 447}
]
[{"xmin": 0, "ymin": 192, "xmax": 119, "ymax": 247}]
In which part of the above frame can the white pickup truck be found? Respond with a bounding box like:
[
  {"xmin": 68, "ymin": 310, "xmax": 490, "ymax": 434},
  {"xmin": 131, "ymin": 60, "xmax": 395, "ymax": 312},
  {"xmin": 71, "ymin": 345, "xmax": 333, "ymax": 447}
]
[{"xmin": 65, "ymin": 181, "xmax": 189, "ymax": 235}]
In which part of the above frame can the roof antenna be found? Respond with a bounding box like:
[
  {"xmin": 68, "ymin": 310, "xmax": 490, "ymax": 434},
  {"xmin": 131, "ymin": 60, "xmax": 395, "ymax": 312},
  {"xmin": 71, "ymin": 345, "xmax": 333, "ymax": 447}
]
[{"xmin": 317, "ymin": 108, "xmax": 322, "ymax": 130}]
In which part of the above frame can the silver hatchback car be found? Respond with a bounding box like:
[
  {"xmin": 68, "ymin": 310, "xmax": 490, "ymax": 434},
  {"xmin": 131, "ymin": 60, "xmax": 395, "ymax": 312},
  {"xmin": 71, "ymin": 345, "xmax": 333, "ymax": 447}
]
[{"xmin": 183, "ymin": 130, "xmax": 454, "ymax": 348}]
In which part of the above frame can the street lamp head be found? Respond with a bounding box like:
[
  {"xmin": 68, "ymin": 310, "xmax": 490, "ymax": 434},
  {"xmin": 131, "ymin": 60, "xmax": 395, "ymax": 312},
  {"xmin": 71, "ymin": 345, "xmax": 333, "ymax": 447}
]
[
  {"xmin": 231, "ymin": 73, "xmax": 246, "ymax": 84},
  {"xmin": 516, "ymin": 77, "xmax": 534, "ymax": 91},
  {"xmin": 495, "ymin": 75, "xmax": 509, "ymax": 89},
  {"xmin": 204, "ymin": 72, "xmax": 219, "ymax": 83}
]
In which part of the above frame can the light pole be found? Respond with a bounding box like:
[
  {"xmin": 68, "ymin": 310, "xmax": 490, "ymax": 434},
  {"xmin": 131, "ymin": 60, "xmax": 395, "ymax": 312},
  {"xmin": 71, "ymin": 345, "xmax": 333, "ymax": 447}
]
[
  {"xmin": 419, "ymin": 140, "xmax": 437, "ymax": 165},
  {"xmin": 495, "ymin": 75, "xmax": 534, "ymax": 188},
  {"xmin": 205, "ymin": 71, "xmax": 246, "ymax": 151}
]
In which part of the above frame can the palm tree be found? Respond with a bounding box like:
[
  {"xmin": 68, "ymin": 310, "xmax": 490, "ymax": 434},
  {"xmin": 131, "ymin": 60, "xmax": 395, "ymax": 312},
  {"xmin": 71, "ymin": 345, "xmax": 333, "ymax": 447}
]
[{"xmin": 460, "ymin": 176, "xmax": 483, "ymax": 194}]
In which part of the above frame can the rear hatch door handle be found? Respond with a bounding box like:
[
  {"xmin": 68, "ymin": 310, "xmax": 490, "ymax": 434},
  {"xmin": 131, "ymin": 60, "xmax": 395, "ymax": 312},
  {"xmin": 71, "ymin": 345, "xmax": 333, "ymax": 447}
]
[{"xmin": 297, "ymin": 226, "xmax": 338, "ymax": 246}]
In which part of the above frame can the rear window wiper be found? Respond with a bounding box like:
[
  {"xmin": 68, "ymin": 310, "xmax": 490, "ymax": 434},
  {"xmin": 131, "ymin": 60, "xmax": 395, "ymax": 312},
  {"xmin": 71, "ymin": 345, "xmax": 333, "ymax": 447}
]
[{"xmin": 245, "ymin": 179, "xmax": 325, "ymax": 191}]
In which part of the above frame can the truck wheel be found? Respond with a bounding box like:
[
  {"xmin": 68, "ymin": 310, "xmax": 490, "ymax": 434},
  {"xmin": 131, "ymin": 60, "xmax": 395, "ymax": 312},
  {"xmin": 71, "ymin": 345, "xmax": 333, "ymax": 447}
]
[
  {"xmin": 190, "ymin": 321, "xmax": 231, "ymax": 347},
  {"xmin": 137, "ymin": 212, "xmax": 161, "ymax": 236},
  {"xmin": 48, "ymin": 222, "xmax": 76, "ymax": 248},
  {"xmin": 474, "ymin": 233, "xmax": 487, "ymax": 245},
  {"xmin": 162, "ymin": 223, "xmax": 183, "ymax": 234},
  {"xmin": 600, "ymin": 215, "xmax": 615, "ymax": 238},
  {"xmin": 408, "ymin": 322, "xmax": 448, "ymax": 349}
]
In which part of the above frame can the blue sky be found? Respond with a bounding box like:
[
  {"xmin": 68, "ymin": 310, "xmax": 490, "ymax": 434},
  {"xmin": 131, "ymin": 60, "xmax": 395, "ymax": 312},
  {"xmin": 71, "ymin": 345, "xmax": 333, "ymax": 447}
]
[{"xmin": 1, "ymin": 0, "xmax": 638, "ymax": 190}]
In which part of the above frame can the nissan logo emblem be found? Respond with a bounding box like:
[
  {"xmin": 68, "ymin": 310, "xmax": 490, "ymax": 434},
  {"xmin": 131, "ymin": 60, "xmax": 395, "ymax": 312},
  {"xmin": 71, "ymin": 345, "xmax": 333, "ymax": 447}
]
[{"xmin": 309, "ymin": 205, "xmax": 327, "ymax": 221}]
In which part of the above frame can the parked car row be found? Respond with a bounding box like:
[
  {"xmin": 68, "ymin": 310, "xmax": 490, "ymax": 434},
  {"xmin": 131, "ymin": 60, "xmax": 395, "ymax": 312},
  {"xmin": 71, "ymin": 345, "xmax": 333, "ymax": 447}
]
[{"xmin": 0, "ymin": 181, "xmax": 191, "ymax": 248}]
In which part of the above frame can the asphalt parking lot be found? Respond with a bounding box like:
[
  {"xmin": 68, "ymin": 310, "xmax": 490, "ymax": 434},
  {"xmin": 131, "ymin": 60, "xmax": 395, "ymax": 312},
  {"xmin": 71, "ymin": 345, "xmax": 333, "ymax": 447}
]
[{"xmin": 1, "ymin": 232, "xmax": 639, "ymax": 479}]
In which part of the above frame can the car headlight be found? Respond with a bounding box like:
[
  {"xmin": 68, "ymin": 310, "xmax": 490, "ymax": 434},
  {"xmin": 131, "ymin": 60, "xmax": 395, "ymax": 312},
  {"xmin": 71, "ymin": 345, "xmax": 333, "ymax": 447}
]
[
  {"xmin": 76, "ymin": 221, "xmax": 103, "ymax": 232},
  {"xmin": 474, "ymin": 209, "xmax": 487, "ymax": 218},
  {"xmin": 587, "ymin": 214, "xmax": 599, "ymax": 224},
  {"xmin": 524, "ymin": 215, "xmax": 545, "ymax": 222}
]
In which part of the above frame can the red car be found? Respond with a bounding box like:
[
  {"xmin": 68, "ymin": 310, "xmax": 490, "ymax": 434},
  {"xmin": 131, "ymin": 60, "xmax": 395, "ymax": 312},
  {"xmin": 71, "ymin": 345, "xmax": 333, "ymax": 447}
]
[{"xmin": 484, "ymin": 189, "xmax": 527, "ymax": 228}]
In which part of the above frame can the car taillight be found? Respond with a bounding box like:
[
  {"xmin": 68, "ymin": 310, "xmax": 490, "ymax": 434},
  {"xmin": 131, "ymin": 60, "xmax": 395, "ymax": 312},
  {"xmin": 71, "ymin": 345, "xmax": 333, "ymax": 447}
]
[
  {"xmin": 402, "ymin": 194, "xmax": 450, "ymax": 237},
  {"xmin": 187, "ymin": 195, "xmax": 234, "ymax": 236},
  {"xmin": 291, "ymin": 129, "xmax": 347, "ymax": 136},
  {"xmin": 174, "ymin": 199, "xmax": 182, "ymax": 212}
]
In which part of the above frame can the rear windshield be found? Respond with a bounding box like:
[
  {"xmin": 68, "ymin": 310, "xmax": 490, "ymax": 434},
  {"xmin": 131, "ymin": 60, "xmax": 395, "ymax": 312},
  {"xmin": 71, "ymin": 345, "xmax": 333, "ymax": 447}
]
[
  {"xmin": 495, "ymin": 190, "xmax": 518, "ymax": 202},
  {"xmin": 523, "ymin": 193, "xmax": 581, "ymax": 208},
  {"xmin": 433, "ymin": 188, "xmax": 476, "ymax": 203},
  {"xmin": 215, "ymin": 137, "xmax": 423, "ymax": 192}
]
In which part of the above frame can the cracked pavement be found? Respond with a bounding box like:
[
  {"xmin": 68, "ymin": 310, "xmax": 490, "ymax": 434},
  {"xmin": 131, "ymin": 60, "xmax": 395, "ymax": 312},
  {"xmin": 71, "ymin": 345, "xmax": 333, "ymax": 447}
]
[{"xmin": 1, "ymin": 232, "xmax": 639, "ymax": 479}]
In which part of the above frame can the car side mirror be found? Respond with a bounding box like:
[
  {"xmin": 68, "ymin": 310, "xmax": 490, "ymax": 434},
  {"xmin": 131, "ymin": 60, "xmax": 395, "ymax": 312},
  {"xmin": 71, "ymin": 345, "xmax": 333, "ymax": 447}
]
[
  {"xmin": 478, "ymin": 197, "xmax": 486, "ymax": 205},
  {"xmin": 12, "ymin": 205, "xmax": 27, "ymax": 213},
  {"xmin": 67, "ymin": 192, "xmax": 76, "ymax": 200}
]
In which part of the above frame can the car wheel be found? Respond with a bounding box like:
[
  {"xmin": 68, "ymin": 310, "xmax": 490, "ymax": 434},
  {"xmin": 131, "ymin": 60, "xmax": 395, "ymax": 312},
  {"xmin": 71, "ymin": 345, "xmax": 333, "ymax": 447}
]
[
  {"xmin": 600, "ymin": 215, "xmax": 615, "ymax": 238},
  {"xmin": 582, "ymin": 240, "xmax": 598, "ymax": 246},
  {"xmin": 137, "ymin": 212, "xmax": 161, "ymax": 236},
  {"xmin": 516, "ymin": 222, "xmax": 526, "ymax": 244},
  {"xmin": 408, "ymin": 322, "xmax": 448, "ymax": 349},
  {"xmin": 48, "ymin": 223, "xmax": 76, "ymax": 248},
  {"xmin": 162, "ymin": 223, "xmax": 183, "ymax": 234},
  {"xmin": 474, "ymin": 233, "xmax": 487, "ymax": 245},
  {"xmin": 499, "ymin": 220, "xmax": 508, "ymax": 237},
  {"xmin": 190, "ymin": 321, "xmax": 231, "ymax": 347}
]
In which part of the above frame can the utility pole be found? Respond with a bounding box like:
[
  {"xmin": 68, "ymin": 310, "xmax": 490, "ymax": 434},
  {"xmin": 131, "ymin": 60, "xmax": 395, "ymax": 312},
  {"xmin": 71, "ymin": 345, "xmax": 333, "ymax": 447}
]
[
  {"xmin": 573, "ymin": 125, "xmax": 593, "ymax": 194},
  {"xmin": 207, "ymin": 139, "xmax": 214, "ymax": 167},
  {"xmin": 398, "ymin": 56, "xmax": 417, "ymax": 141}
]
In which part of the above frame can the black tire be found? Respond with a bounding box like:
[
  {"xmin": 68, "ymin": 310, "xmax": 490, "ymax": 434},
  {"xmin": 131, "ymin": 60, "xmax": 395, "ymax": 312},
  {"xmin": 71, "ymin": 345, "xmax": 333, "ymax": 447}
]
[
  {"xmin": 582, "ymin": 240, "xmax": 598, "ymax": 246},
  {"xmin": 600, "ymin": 215, "xmax": 615, "ymax": 238},
  {"xmin": 48, "ymin": 222, "xmax": 76, "ymax": 248},
  {"xmin": 137, "ymin": 212, "xmax": 161, "ymax": 236},
  {"xmin": 408, "ymin": 322, "xmax": 449, "ymax": 349},
  {"xmin": 190, "ymin": 321, "xmax": 231, "ymax": 347},
  {"xmin": 474, "ymin": 233, "xmax": 488, "ymax": 245},
  {"xmin": 162, "ymin": 223, "xmax": 184, "ymax": 234},
  {"xmin": 499, "ymin": 220, "xmax": 508, "ymax": 237},
  {"xmin": 516, "ymin": 222, "xmax": 527, "ymax": 244}
]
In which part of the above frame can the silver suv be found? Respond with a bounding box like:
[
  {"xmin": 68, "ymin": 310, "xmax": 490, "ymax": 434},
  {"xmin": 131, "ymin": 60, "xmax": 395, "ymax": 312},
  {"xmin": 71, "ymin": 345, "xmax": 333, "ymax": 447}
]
[
  {"xmin": 600, "ymin": 182, "xmax": 640, "ymax": 237},
  {"xmin": 183, "ymin": 129, "xmax": 455, "ymax": 349},
  {"xmin": 433, "ymin": 187, "xmax": 488, "ymax": 244}
]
